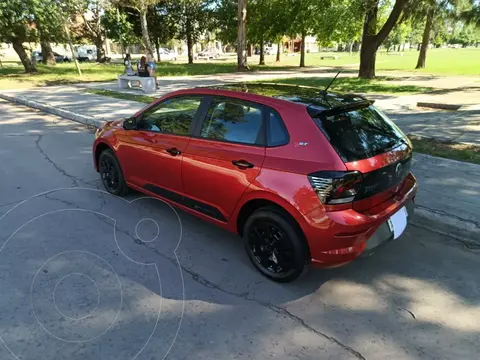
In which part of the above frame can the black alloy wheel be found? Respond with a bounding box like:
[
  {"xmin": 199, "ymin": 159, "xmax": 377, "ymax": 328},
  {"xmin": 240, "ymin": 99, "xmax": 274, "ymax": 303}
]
[
  {"xmin": 244, "ymin": 209, "xmax": 309, "ymax": 282},
  {"xmin": 249, "ymin": 221, "xmax": 294, "ymax": 274},
  {"xmin": 98, "ymin": 149, "xmax": 128, "ymax": 196}
]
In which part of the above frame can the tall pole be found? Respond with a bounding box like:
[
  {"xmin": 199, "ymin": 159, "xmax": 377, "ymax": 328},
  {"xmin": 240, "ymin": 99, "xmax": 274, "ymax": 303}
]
[
  {"xmin": 237, "ymin": 0, "xmax": 248, "ymax": 71},
  {"xmin": 64, "ymin": 21, "xmax": 82, "ymax": 76},
  {"xmin": 117, "ymin": 8, "xmax": 124, "ymax": 59}
]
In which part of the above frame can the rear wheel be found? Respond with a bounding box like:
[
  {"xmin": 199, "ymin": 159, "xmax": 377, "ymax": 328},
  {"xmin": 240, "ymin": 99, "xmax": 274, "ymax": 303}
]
[
  {"xmin": 98, "ymin": 149, "xmax": 128, "ymax": 196},
  {"xmin": 243, "ymin": 208, "xmax": 309, "ymax": 282}
]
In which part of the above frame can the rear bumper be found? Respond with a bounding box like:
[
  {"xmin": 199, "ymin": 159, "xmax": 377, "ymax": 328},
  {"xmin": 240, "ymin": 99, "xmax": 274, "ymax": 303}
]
[{"xmin": 304, "ymin": 173, "xmax": 418, "ymax": 268}]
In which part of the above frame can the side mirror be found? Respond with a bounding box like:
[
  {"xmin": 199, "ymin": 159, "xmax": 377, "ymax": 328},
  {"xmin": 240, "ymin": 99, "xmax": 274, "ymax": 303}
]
[{"xmin": 123, "ymin": 117, "xmax": 136, "ymax": 130}]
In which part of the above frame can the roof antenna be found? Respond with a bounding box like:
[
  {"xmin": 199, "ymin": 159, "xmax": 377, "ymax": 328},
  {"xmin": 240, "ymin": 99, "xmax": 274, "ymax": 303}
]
[{"xmin": 321, "ymin": 71, "xmax": 341, "ymax": 95}]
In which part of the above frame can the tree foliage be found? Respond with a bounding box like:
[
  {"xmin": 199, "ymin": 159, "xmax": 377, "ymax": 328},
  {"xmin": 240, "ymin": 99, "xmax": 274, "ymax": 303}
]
[
  {"xmin": 102, "ymin": 7, "xmax": 139, "ymax": 51},
  {"xmin": 0, "ymin": 0, "xmax": 38, "ymax": 72}
]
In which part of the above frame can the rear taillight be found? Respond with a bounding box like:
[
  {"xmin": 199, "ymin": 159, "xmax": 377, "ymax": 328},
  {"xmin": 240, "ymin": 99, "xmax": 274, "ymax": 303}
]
[{"xmin": 308, "ymin": 171, "xmax": 363, "ymax": 205}]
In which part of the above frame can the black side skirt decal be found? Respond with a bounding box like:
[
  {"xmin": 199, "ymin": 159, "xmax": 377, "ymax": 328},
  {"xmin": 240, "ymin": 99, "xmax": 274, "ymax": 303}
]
[{"xmin": 144, "ymin": 184, "xmax": 227, "ymax": 222}]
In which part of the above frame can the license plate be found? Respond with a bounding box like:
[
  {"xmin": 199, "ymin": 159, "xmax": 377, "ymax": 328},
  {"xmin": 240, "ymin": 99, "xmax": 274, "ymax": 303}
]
[{"xmin": 387, "ymin": 206, "xmax": 408, "ymax": 239}]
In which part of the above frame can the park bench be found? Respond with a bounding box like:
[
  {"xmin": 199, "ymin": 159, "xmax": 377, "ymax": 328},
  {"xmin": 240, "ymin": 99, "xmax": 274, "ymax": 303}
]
[
  {"xmin": 117, "ymin": 74, "xmax": 156, "ymax": 93},
  {"xmin": 320, "ymin": 55, "xmax": 339, "ymax": 60}
]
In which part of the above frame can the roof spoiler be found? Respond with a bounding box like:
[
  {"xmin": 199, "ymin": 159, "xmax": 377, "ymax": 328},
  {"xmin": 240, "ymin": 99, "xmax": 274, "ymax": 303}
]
[{"xmin": 307, "ymin": 99, "xmax": 374, "ymax": 118}]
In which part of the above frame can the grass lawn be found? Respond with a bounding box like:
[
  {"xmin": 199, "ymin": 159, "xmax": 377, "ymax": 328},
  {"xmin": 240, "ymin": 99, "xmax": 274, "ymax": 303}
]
[
  {"xmin": 409, "ymin": 135, "xmax": 480, "ymax": 165},
  {"xmin": 257, "ymin": 77, "xmax": 434, "ymax": 95},
  {"xmin": 374, "ymin": 48, "xmax": 480, "ymax": 75},
  {"xmin": 1, "ymin": 48, "xmax": 478, "ymax": 90}
]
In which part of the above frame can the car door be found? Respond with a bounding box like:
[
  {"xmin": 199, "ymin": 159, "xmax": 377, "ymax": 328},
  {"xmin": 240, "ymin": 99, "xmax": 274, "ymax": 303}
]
[
  {"xmin": 181, "ymin": 96, "xmax": 266, "ymax": 222},
  {"xmin": 117, "ymin": 95, "xmax": 204, "ymax": 197}
]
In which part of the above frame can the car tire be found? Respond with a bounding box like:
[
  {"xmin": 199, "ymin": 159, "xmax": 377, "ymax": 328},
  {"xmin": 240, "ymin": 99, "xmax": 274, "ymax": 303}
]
[
  {"xmin": 243, "ymin": 207, "xmax": 310, "ymax": 282},
  {"xmin": 98, "ymin": 149, "xmax": 128, "ymax": 197}
]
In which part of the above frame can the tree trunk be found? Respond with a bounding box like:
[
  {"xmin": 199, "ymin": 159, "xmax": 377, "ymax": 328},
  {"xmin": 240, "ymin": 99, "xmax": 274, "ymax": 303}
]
[
  {"xmin": 359, "ymin": 1, "xmax": 378, "ymax": 78},
  {"xmin": 155, "ymin": 38, "xmax": 161, "ymax": 62},
  {"xmin": 259, "ymin": 37, "xmax": 265, "ymax": 65},
  {"xmin": 416, "ymin": 8, "xmax": 434, "ymax": 69},
  {"xmin": 186, "ymin": 28, "xmax": 194, "ymax": 64},
  {"xmin": 139, "ymin": 9, "xmax": 153, "ymax": 57},
  {"xmin": 300, "ymin": 30, "xmax": 306, "ymax": 67},
  {"xmin": 276, "ymin": 41, "xmax": 281, "ymax": 62},
  {"xmin": 359, "ymin": 40, "xmax": 377, "ymax": 78},
  {"xmin": 237, "ymin": 0, "xmax": 248, "ymax": 71},
  {"xmin": 40, "ymin": 38, "xmax": 56, "ymax": 65},
  {"xmin": 397, "ymin": 44, "xmax": 401, "ymax": 52},
  {"xmin": 402, "ymin": 43, "xmax": 406, "ymax": 51},
  {"xmin": 12, "ymin": 40, "xmax": 37, "ymax": 73},
  {"xmin": 95, "ymin": 37, "xmax": 105, "ymax": 62},
  {"xmin": 358, "ymin": 0, "xmax": 407, "ymax": 79}
]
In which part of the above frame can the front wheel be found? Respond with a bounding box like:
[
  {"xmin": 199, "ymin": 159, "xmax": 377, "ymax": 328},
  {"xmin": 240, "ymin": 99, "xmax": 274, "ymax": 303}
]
[
  {"xmin": 244, "ymin": 208, "xmax": 310, "ymax": 282},
  {"xmin": 98, "ymin": 149, "xmax": 128, "ymax": 196}
]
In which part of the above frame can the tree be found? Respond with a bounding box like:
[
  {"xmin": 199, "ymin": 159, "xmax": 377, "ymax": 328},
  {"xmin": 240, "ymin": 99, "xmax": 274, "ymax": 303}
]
[
  {"xmin": 287, "ymin": 0, "xmax": 331, "ymax": 67},
  {"xmin": 147, "ymin": 3, "xmax": 177, "ymax": 61},
  {"xmin": 166, "ymin": 0, "xmax": 213, "ymax": 64},
  {"xmin": 116, "ymin": 0, "xmax": 159, "ymax": 57},
  {"xmin": 102, "ymin": 7, "xmax": 139, "ymax": 57},
  {"xmin": 461, "ymin": 4, "xmax": 480, "ymax": 26},
  {"xmin": 212, "ymin": 0, "xmax": 237, "ymax": 45},
  {"xmin": 248, "ymin": 0, "xmax": 292, "ymax": 65},
  {"xmin": 359, "ymin": 0, "xmax": 409, "ymax": 78},
  {"xmin": 30, "ymin": 0, "xmax": 66, "ymax": 65},
  {"xmin": 237, "ymin": 0, "xmax": 248, "ymax": 70},
  {"xmin": 402, "ymin": 0, "xmax": 460, "ymax": 69},
  {"xmin": 315, "ymin": 0, "xmax": 363, "ymax": 54},
  {"xmin": 81, "ymin": 0, "xmax": 106, "ymax": 61},
  {"xmin": 0, "ymin": 0, "xmax": 37, "ymax": 72},
  {"xmin": 384, "ymin": 21, "xmax": 410, "ymax": 52}
]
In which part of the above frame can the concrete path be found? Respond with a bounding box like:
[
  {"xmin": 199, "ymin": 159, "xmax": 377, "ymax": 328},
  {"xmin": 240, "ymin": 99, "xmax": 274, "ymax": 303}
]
[
  {"xmin": 1, "ymin": 100, "xmax": 480, "ymax": 360},
  {"xmin": 1, "ymin": 69, "xmax": 479, "ymax": 143}
]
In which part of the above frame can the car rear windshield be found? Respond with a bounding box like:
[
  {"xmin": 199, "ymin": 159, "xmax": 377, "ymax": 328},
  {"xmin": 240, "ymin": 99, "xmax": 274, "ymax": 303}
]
[{"xmin": 312, "ymin": 105, "xmax": 407, "ymax": 163}]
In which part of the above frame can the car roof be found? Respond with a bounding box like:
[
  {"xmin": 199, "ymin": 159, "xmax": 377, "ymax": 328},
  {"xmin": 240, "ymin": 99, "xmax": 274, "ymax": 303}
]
[{"xmin": 201, "ymin": 83, "xmax": 372, "ymax": 114}]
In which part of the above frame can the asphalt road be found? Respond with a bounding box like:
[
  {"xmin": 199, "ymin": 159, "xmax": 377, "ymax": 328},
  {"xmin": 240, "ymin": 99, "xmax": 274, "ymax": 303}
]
[{"xmin": 0, "ymin": 99, "xmax": 479, "ymax": 360}]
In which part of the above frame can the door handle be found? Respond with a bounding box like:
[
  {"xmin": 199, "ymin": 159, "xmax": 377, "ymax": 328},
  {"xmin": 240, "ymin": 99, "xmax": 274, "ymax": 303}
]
[
  {"xmin": 166, "ymin": 147, "xmax": 181, "ymax": 156},
  {"xmin": 232, "ymin": 160, "xmax": 254, "ymax": 169}
]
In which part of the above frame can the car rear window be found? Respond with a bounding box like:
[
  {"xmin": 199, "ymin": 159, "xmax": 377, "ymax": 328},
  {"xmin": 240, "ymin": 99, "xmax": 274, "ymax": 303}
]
[{"xmin": 312, "ymin": 106, "xmax": 407, "ymax": 163}]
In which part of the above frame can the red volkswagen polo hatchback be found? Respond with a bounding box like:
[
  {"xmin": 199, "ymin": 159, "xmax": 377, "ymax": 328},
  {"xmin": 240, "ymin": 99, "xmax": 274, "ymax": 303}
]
[{"xmin": 93, "ymin": 83, "xmax": 417, "ymax": 282}]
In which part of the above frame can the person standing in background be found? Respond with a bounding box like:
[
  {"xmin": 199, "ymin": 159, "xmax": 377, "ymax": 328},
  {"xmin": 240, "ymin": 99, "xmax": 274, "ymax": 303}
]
[{"xmin": 147, "ymin": 55, "xmax": 159, "ymax": 90}]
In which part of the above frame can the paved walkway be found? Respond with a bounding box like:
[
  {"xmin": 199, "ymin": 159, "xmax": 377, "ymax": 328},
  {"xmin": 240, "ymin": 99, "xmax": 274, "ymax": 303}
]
[{"xmin": 2, "ymin": 70, "xmax": 479, "ymax": 144}]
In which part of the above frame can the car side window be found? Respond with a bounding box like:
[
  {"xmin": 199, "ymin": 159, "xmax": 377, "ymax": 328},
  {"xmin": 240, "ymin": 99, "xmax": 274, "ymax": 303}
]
[
  {"xmin": 138, "ymin": 96, "xmax": 202, "ymax": 136},
  {"xmin": 200, "ymin": 98, "xmax": 263, "ymax": 145},
  {"xmin": 267, "ymin": 110, "xmax": 289, "ymax": 146}
]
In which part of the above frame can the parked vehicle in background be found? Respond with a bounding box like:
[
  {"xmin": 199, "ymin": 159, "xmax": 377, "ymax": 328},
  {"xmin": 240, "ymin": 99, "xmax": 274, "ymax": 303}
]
[
  {"xmin": 31, "ymin": 50, "xmax": 71, "ymax": 63},
  {"xmin": 158, "ymin": 48, "xmax": 177, "ymax": 61},
  {"xmin": 195, "ymin": 48, "xmax": 220, "ymax": 60},
  {"xmin": 75, "ymin": 45, "xmax": 97, "ymax": 62},
  {"xmin": 264, "ymin": 46, "xmax": 274, "ymax": 55},
  {"xmin": 93, "ymin": 83, "xmax": 417, "ymax": 283}
]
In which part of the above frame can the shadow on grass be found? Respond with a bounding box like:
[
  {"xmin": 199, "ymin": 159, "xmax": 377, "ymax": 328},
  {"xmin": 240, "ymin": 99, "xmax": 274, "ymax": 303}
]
[
  {"xmin": 85, "ymin": 89, "xmax": 154, "ymax": 104},
  {"xmin": 260, "ymin": 76, "xmax": 435, "ymax": 94}
]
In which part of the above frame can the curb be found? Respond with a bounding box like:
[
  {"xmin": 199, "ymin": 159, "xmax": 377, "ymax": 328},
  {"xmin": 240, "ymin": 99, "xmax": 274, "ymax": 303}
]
[
  {"xmin": 411, "ymin": 207, "xmax": 480, "ymax": 246},
  {"xmin": 416, "ymin": 102, "xmax": 462, "ymax": 111},
  {"xmin": 0, "ymin": 92, "xmax": 104, "ymax": 128}
]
